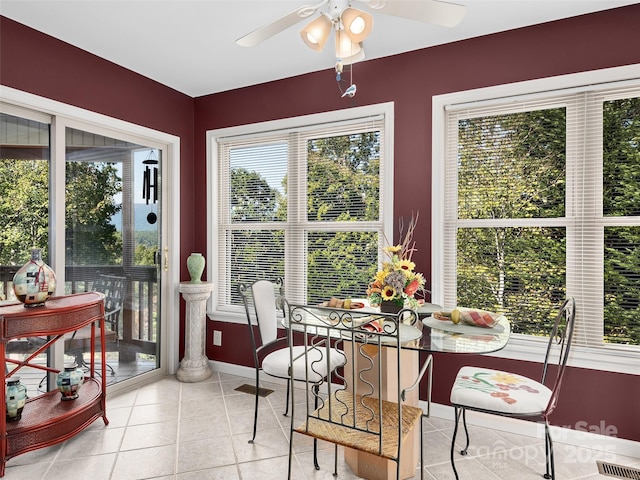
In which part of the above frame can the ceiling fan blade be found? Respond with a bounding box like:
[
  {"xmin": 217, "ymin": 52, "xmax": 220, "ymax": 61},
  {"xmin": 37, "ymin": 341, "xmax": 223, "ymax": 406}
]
[
  {"xmin": 236, "ymin": 2, "xmax": 327, "ymax": 47},
  {"xmin": 368, "ymin": 0, "xmax": 466, "ymax": 27}
]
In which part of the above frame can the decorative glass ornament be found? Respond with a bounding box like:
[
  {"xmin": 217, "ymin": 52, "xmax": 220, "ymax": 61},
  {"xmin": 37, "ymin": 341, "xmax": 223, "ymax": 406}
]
[
  {"xmin": 56, "ymin": 363, "xmax": 84, "ymax": 401},
  {"xmin": 186, "ymin": 253, "xmax": 206, "ymax": 283},
  {"xmin": 6, "ymin": 377, "xmax": 27, "ymax": 422},
  {"xmin": 12, "ymin": 248, "xmax": 57, "ymax": 307}
]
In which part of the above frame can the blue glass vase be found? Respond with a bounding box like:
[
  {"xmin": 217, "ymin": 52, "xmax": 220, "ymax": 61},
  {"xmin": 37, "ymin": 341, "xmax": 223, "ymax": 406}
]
[
  {"xmin": 6, "ymin": 377, "xmax": 27, "ymax": 421},
  {"xmin": 56, "ymin": 363, "xmax": 84, "ymax": 401}
]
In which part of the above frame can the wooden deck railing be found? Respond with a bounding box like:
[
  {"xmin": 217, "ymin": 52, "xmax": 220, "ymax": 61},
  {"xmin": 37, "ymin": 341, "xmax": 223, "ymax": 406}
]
[{"xmin": 1, "ymin": 265, "xmax": 158, "ymax": 357}]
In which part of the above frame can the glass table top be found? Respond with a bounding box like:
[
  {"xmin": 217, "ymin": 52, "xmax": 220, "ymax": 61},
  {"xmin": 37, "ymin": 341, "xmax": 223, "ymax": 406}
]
[{"xmin": 284, "ymin": 301, "xmax": 510, "ymax": 355}]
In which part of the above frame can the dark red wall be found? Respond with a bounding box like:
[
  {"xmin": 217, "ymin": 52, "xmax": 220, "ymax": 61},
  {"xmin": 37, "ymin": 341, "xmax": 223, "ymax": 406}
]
[
  {"xmin": 0, "ymin": 16, "xmax": 197, "ymax": 274},
  {"xmin": 2, "ymin": 5, "xmax": 639, "ymax": 443},
  {"xmin": 197, "ymin": 5, "xmax": 640, "ymax": 442},
  {"xmin": 0, "ymin": 16, "xmax": 196, "ymax": 357}
]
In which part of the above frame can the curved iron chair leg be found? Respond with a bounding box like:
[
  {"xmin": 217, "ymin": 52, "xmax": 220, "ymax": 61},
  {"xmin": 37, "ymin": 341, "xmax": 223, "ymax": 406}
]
[
  {"xmin": 333, "ymin": 444, "xmax": 338, "ymax": 477},
  {"xmin": 283, "ymin": 378, "xmax": 291, "ymax": 416},
  {"xmin": 451, "ymin": 407, "xmax": 461, "ymax": 480},
  {"xmin": 249, "ymin": 367, "xmax": 260, "ymax": 444},
  {"xmin": 312, "ymin": 384, "xmax": 320, "ymax": 470},
  {"xmin": 460, "ymin": 408, "xmax": 470, "ymax": 455},
  {"xmin": 544, "ymin": 420, "xmax": 555, "ymax": 479}
]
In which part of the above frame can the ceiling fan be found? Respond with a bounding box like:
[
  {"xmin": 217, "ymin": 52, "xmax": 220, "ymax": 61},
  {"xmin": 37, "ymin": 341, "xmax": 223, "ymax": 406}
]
[{"xmin": 236, "ymin": 0, "xmax": 466, "ymax": 64}]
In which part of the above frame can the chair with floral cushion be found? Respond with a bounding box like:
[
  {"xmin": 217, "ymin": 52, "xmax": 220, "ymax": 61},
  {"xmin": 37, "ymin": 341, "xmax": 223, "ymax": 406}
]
[{"xmin": 449, "ymin": 297, "xmax": 575, "ymax": 480}]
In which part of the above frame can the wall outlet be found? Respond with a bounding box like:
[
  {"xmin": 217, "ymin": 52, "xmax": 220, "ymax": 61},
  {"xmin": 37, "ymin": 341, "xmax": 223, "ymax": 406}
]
[{"xmin": 213, "ymin": 330, "xmax": 222, "ymax": 346}]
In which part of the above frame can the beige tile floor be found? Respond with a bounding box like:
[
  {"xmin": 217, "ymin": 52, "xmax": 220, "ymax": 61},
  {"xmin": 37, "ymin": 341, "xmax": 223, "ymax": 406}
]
[{"xmin": 3, "ymin": 372, "xmax": 638, "ymax": 480}]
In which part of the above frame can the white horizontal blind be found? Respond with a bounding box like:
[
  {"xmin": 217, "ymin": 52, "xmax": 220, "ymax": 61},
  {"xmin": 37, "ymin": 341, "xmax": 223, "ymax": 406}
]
[
  {"xmin": 597, "ymin": 88, "xmax": 640, "ymax": 348},
  {"xmin": 216, "ymin": 115, "xmax": 386, "ymax": 311},
  {"xmin": 445, "ymin": 84, "xmax": 640, "ymax": 350}
]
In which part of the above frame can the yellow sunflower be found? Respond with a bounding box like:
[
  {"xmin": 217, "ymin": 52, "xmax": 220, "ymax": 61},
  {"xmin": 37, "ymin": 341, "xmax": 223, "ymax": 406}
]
[
  {"xmin": 397, "ymin": 259, "xmax": 416, "ymax": 272},
  {"xmin": 381, "ymin": 285, "xmax": 396, "ymax": 300},
  {"xmin": 384, "ymin": 245, "xmax": 402, "ymax": 254},
  {"xmin": 375, "ymin": 270, "xmax": 387, "ymax": 283}
]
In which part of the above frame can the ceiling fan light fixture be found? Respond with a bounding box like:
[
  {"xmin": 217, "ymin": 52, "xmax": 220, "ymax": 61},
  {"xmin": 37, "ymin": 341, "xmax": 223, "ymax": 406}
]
[
  {"xmin": 341, "ymin": 7, "xmax": 373, "ymax": 43},
  {"xmin": 335, "ymin": 29, "xmax": 362, "ymax": 60},
  {"xmin": 300, "ymin": 13, "xmax": 332, "ymax": 51}
]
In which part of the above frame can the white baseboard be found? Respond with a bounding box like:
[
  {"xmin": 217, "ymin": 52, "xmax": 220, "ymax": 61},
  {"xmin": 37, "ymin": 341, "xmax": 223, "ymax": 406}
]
[{"xmin": 209, "ymin": 360, "xmax": 640, "ymax": 460}]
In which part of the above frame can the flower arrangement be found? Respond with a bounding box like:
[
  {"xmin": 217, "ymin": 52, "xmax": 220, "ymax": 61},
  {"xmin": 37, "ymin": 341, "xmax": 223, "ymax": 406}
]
[{"xmin": 367, "ymin": 214, "xmax": 425, "ymax": 310}]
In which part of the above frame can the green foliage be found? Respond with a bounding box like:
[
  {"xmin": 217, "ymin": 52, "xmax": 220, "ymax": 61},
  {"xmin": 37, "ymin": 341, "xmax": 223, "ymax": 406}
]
[
  {"xmin": 228, "ymin": 131, "xmax": 381, "ymax": 303},
  {"xmin": 1, "ymin": 158, "xmax": 124, "ymax": 267},
  {"xmin": 603, "ymin": 97, "xmax": 640, "ymax": 216},
  {"xmin": 602, "ymin": 98, "xmax": 640, "ymax": 344},
  {"xmin": 603, "ymin": 227, "xmax": 640, "ymax": 345},
  {"xmin": 307, "ymin": 133, "xmax": 380, "ymax": 221},
  {"xmin": 231, "ymin": 168, "xmax": 279, "ymax": 222},
  {"xmin": 458, "ymin": 109, "xmax": 566, "ymax": 220},
  {"xmin": 457, "ymin": 108, "xmax": 568, "ymax": 332},
  {"xmin": 0, "ymin": 159, "xmax": 50, "ymax": 263},
  {"xmin": 307, "ymin": 229, "xmax": 378, "ymax": 304},
  {"xmin": 457, "ymin": 227, "xmax": 565, "ymax": 335},
  {"xmin": 457, "ymin": 99, "xmax": 640, "ymax": 345},
  {"xmin": 65, "ymin": 161, "xmax": 122, "ymax": 265}
]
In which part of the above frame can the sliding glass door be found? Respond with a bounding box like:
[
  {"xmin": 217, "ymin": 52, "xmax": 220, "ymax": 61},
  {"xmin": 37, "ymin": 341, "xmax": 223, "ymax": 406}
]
[
  {"xmin": 63, "ymin": 126, "xmax": 162, "ymax": 384},
  {"xmin": 1, "ymin": 106, "xmax": 167, "ymax": 395}
]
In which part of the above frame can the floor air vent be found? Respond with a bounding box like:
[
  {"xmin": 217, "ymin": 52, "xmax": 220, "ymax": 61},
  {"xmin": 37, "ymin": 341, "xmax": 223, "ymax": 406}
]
[{"xmin": 597, "ymin": 461, "xmax": 640, "ymax": 479}]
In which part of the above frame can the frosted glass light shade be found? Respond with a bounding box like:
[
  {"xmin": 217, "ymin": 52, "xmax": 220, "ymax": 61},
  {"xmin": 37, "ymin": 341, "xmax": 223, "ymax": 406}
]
[
  {"xmin": 335, "ymin": 29, "xmax": 362, "ymax": 59},
  {"xmin": 300, "ymin": 14, "xmax": 332, "ymax": 51},
  {"xmin": 340, "ymin": 47, "xmax": 366, "ymax": 65},
  {"xmin": 341, "ymin": 7, "xmax": 373, "ymax": 43}
]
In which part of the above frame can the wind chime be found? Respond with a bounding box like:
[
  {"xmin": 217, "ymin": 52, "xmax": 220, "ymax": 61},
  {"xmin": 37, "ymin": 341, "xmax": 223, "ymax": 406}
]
[{"xmin": 142, "ymin": 149, "xmax": 158, "ymax": 225}]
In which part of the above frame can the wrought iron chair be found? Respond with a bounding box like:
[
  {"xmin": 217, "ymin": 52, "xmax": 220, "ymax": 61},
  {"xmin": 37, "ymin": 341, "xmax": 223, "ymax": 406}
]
[
  {"xmin": 64, "ymin": 272, "xmax": 128, "ymax": 375},
  {"xmin": 450, "ymin": 297, "xmax": 576, "ymax": 480},
  {"xmin": 238, "ymin": 279, "xmax": 346, "ymax": 450},
  {"xmin": 283, "ymin": 301, "xmax": 433, "ymax": 479}
]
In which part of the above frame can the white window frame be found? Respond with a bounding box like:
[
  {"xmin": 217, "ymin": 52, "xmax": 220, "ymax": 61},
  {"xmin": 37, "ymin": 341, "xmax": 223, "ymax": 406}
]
[
  {"xmin": 432, "ymin": 65, "xmax": 640, "ymax": 375},
  {"xmin": 207, "ymin": 102, "xmax": 394, "ymax": 323}
]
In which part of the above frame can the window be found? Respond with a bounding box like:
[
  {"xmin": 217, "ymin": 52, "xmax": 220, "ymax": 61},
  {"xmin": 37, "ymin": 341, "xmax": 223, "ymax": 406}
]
[
  {"xmin": 209, "ymin": 103, "xmax": 393, "ymax": 315},
  {"xmin": 433, "ymin": 67, "xmax": 640, "ymax": 373}
]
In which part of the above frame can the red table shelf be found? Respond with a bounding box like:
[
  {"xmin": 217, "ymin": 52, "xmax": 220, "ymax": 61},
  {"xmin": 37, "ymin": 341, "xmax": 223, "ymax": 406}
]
[{"xmin": 0, "ymin": 292, "xmax": 109, "ymax": 476}]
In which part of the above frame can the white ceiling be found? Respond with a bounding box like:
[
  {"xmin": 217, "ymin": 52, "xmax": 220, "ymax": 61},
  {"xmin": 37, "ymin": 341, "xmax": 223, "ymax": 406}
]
[{"xmin": 1, "ymin": 0, "xmax": 637, "ymax": 97}]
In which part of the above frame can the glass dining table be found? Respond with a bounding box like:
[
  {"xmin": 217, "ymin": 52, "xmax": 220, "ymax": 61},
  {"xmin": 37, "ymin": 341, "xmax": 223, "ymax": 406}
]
[
  {"xmin": 282, "ymin": 300, "xmax": 510, "ymax": 480},
  {"xmin": 409, "ymin": 302, "xmax": 510, "ymax": 354},
  {"xmin": 284, "ymin": 300, "xmax": 511, "ymax": 355}
]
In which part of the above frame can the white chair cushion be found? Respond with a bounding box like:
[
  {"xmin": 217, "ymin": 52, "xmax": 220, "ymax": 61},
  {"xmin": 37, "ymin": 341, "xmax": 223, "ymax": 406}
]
[
  {"xmin": 450, "ymin": 366, "xmax": 552, "ymax": 415},
  {"xmin": 263, "ymin": 346, "xmax": 346, "ymax": 383}
]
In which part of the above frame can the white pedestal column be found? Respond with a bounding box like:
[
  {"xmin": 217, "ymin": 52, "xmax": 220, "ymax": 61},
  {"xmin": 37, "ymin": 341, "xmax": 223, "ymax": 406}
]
[{"xmin": 177, "ymin": 281, "xmax": 214, "ymax": 382}]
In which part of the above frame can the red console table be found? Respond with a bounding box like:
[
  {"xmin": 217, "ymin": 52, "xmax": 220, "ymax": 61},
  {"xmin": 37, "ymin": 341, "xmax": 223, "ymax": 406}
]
[{"xmin": 0, "ymin": 291, "xmax": 109, "ymax": 476}]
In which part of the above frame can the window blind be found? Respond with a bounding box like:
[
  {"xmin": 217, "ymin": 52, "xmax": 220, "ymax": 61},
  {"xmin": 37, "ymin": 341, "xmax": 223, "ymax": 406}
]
[
  {"xmin": 444, "ymin": 84, "xmax": 640, "ymax": 350},
  {"xmin": 215, "ymin": 114, "xmax": 387, "ymax": 312}
]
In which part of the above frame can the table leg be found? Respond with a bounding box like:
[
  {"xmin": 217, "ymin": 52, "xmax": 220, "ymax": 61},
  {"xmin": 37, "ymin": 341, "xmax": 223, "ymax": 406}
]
[{"xmin": 343, "ymin": 345, "xmax": 420, "ymax": 480}]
